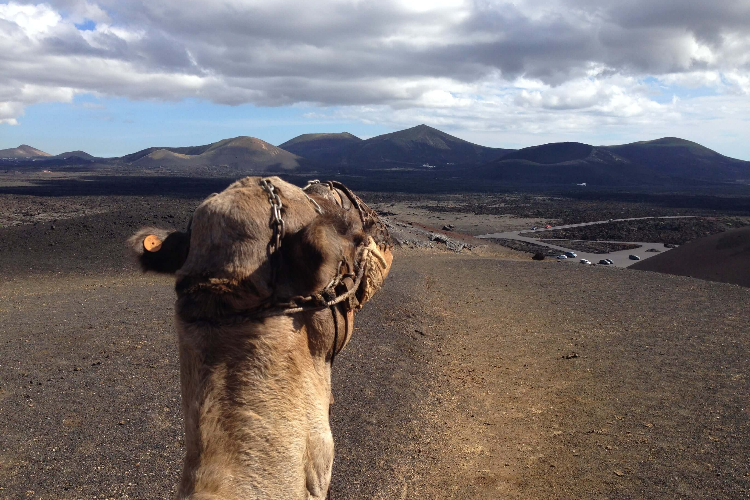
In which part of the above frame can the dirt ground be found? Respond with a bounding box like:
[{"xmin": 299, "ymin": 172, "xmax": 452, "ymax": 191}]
[{"xmin": 1, "ymin": 189, "xmax": 749, "ymax": 499}]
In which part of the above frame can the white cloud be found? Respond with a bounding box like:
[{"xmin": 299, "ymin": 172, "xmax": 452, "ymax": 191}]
[
  {"xmin": 723, "ymin": 72, "xmax": 750, "ymax": 95},
  {"xmin": 0, "ymin": 2, "xmax": 60, "ymax": 37},
  {"xmin": 0, "ymin": 0, "xmax": 749, "ymax": 153},
  {"xmin": 659, "ymin": 71, "xmax": 723, "ymax": 89}
]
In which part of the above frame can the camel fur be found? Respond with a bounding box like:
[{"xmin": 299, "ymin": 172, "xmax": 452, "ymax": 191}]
[{"xmin": 129, "ymin": 176, "xmax": 392, "ymax": 499}]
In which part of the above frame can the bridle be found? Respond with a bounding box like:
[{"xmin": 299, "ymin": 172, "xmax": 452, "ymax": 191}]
[
  {"xmin": 174, "ymin": 178, "xmax": 381, "ymax": 363},
  {"xmin": 175, "ymin": 178, "xmax": 388, "ymax": 361},
  {"xmin": 256, "ymin": 178, "xmax": 384, "ymax": 363}
]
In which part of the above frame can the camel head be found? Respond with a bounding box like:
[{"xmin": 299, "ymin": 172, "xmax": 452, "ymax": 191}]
[{"xmin": 128, "ymin": 176, "xmax": 392, "ymax": 499}]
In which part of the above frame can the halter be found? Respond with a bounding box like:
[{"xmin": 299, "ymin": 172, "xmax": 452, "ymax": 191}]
[
  {"xmin": 176, "ymin": 178, "xmax": 388, "ymax": 362},
  {"xmin": 255, "ymin": 178, "xmax": 384, "ymax": 316},
  {"xmin": 256, "ymin": 178, "xmax": 385, "ymax": 362}
]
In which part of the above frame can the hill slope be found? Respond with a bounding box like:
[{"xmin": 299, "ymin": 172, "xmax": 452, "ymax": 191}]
[
  {"xmin": 347, "ymin": 124, "xmax": 511, "ymax": 168},
  {"xmin": 53, "ymin": 151, "xmax": 96, "ymax": 161},
  {"xmin": 278, "ymin": 132, "xmax": 362, "ymax": 163},
  {"xmin": 631, "ymin": 226, "xmax": 750, "ymax": 287},
  {"xmin": 470, "ymin": 142, "xmax": 657, "ymax": 186},
  {"xmin": 499, "ymin": 142, "xmax": 593, "ymax": 164},
  {"xmin": 282, "ymin": 125, "xmax": 512, "ymax": 169},
  {"xmin": 122, "ymin": 136, "xmax": 302, "ymax": 171},
  {"xmin": 468, "ymin": 138, "xmax": 750, "ymax": 187},
  {"xmin": 0, "ymin": 145, "xmax": 51, "ymax": 158},
  {"xmin": 604, "ymin": 137, "xmax": 750, "ymax": 183}
]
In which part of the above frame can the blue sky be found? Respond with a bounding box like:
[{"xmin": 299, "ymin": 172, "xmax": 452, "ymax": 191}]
[
  {"xmin": 2, "ymin": 0, "xmax": 750, "ymax": 159},
  {"xmin": 0, "ymin": 95, "xmax": 392, "ymax": 156}
]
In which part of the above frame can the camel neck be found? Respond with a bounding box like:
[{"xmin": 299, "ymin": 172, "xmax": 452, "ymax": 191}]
[{"xmin": 175, "ymin": 317, "xmax": 332, "ymax": 499}]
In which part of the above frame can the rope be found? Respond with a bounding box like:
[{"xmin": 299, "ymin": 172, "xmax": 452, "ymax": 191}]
[{"xmin": 251, "ymin": 245, "xmax": 370, "ymax": 318}]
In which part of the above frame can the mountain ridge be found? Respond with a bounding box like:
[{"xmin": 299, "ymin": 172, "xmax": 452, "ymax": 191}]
[
  {"xmin": 121, "ymin": 136, "xmax": 302, "ymax": 171},
  {"xmin": 467, "ymin": 137, "xmax": 750, "ymax": 186},
  {"xmin": 0, "ymin": 145, "xmax": 51, "ymax": 158},
  {"xmin": 279, "ymin": 133, "xmax": 362, "ymax": 164},
  {"xmin": 281, "ymin": 124, "xmax": 513, "ymax": 169},
  {"xmin": 3, "ymin": 129, "xmax": 749, "ymax": 187}
]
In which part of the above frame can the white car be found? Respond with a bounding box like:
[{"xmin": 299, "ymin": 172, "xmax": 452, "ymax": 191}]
[
  {"xmin": 629, "ymin": 254, "xmax": 641, "ymax": 261},
  {"xmin": 556, "ymin": 255, "xmax": 568, "ymax": 259},
  {"xmin": 580, "ymin": 259, "xmax": 591, "ymax": 265}
]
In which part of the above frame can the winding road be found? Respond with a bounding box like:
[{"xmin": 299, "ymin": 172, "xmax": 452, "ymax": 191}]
[{"xmin": 477, "ymin": 216, "xmax": 694, "ymax": 267}]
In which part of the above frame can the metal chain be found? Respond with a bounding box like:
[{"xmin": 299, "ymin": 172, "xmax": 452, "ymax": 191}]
[
  {"xmin": 259, "ymin": 178, "xmax": 285, "ymax": 301},
  {"xmin": 259, "ymin": 178, "xmax": 285, "ymax": 253}
]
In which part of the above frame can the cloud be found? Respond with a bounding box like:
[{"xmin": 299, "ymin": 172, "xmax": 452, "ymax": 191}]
[{"xmin": 0, "ymin": 0, "xmax": 749, "ymax": 140}]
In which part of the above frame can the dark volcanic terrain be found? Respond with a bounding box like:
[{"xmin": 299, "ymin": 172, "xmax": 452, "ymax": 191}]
[
  {"xmin": 1, "ymin": 178, "xmax": 749, "ymax": 498},
  {"xmin": 631, "ymin": 226, "xmax": 750, "ymax": 287},
  {"xmin": 521, "ymin": 217, "xmax": 749, "ymax": 246}
]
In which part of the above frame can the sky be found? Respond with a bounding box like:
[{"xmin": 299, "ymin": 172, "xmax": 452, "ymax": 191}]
[{"xmin": 1, "ymin": 0, "xmax": 750, "ymax": 159}]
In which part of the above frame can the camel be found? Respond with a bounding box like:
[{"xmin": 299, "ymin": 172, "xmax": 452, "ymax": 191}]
[{"xmin": 129, "ymin": 176, "xmax": 393, "ymax": 499}]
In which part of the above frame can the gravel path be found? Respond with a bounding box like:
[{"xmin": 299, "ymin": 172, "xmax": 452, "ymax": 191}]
[{"xmin": 478, "ymin": 218, "xmax": 680, "ymax": 266}]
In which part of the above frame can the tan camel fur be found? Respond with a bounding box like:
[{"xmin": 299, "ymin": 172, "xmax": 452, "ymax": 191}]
[{"xmin": 129, "ymin": 177, "xmax": 392, "ymax": 499}]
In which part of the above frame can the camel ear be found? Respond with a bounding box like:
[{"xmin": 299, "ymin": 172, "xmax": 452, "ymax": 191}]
[
  {"xmin": 356, "ymin": 237, "xmax": 393, "ymax": 308},
  {"xmin": 128, "ymin": 228, "xmax": 190, "ymax": 274}
]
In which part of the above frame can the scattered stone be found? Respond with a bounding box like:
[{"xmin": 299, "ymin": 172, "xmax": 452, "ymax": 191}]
[{"xmin": 563, "ymin": 352, "xmax": 579, "ymax": 359}]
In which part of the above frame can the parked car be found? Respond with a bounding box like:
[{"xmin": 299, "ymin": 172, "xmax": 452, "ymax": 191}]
[
  {"xmin": 629, "ymin": 254, "xmax": 641, "ymax": 260},
  {"xmin": 556, "ymin": 255, "xmax": 568, "ymax": 259},
  {"xmin": 598, "ymin": 259, "xmax": 611, "ymax": 265},
  {"xmin": 605, "ymin": 258, "xmax": 614, "ymax": 265},
  {"xmin": 565, "ymin": 251, "xmax": 577, "ymax": 258},
  {"xmin": 531, "ymin": 226, "xmax": 537, "ymax": 230},
  {"xmin": 580, "ymin": 259, "xmax": 591, "ymax": 265}
]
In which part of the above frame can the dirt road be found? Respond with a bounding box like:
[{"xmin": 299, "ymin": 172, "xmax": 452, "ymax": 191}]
[{"xmin": 1, "ymin": 199, "xmax": 749, "ymax": 499}]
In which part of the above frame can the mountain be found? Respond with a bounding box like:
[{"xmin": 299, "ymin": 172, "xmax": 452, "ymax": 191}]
[
  {"xmin": 603, "ymin": 138, "xmax": 750, "ymax": 184},
  {"xmin": 0, "ymin": 145, "xmax": 51, "ymax": 158},
  {"xmin": 53, "ymin": 151, "xmax": 96, "ymax": 160},
  {"xmin": 5, "ymin": 129, "xmax": 748, "ymax": 188},
  {"xmin": 469, "ymin": 138, "xmax": 750, "ymax": 187},
  {"xmin": 347, "ymin": 125, "xmax": 512, "ymax": 168},
  {"xmin": 498, "ymin": 142, "xmax": 593, "ymax": 164},
  {"xmin": 279, "ymin": 125, "xmax": 512, "ymax": 169},
  {"xmin": 122, "ymin": 136, "xmax": 303, "ymax": 171},
  {"xmin": 278, "ymin": 133, "xmax": 362, "ymax": 163}
]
